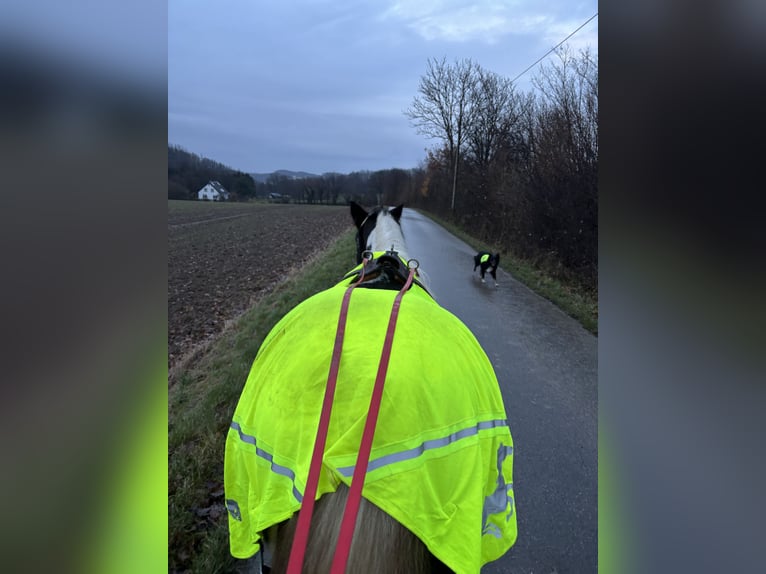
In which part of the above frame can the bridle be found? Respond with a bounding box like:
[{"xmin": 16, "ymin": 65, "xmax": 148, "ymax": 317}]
[
  {"xmin": 344, "ymin": 248, "xmax": 430, "ymax": 295},
  {"xmin": 286, "ymin": 250, "xmax": 418, "ymax": 574}
]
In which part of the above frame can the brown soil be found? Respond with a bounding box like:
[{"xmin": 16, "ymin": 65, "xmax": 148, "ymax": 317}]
[{"xmin": 168, "ymin": 202, "xmax": 352, "ymax": 369}]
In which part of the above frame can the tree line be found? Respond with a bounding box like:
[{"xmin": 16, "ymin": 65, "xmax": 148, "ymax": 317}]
[
  {"xmin": 258, "ymin": 169, "xmax": 423, "ymax": 206},
  {"xmin": 167, "ymin": 144, "xmax": 409, "ymax": 206}
]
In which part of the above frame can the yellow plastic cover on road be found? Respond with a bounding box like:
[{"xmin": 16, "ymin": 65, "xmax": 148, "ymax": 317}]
[{"xmin": 225, "ymin": 267, "xmax": 517, "ymax": 573}]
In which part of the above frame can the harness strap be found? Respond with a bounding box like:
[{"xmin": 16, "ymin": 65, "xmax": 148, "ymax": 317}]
[
  {"xmin": 343, "ymin": 252, "xmax": 431, "ymax": 297},
  {"xmin": 330, "ymin": 265, "xmax": 416, "ymax": 574},
  {"xmin": 286, "ymin": 256, "xmax": 371, "ymax": 574}
]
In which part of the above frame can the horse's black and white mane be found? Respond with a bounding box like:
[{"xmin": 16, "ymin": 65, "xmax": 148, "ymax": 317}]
[{"xmin": 351, "ymin": 201, "xmax": 407, "ymax": 263}]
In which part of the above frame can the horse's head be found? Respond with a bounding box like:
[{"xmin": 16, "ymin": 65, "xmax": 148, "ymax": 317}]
[{"xmin": 350, "ymin": 201, "xmax": 405, "ymax": 263}]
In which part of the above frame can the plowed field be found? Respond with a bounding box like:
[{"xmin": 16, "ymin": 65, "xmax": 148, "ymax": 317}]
[{"xmin": 168, "ymin": 201, "xmax": 352, "ymax": 368}]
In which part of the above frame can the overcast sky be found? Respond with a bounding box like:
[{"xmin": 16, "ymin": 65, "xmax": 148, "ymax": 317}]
[{"xmin": 168, "ymin": 0, "xmax": 597, "ymax": 175}]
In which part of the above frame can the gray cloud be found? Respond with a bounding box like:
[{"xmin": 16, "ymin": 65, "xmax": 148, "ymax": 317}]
[{"xmin": 169, "ymin": 0, "xmax": 598, "ymax": 174}]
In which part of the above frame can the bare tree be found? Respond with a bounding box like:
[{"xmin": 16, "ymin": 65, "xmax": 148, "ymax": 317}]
[
  {"xmin": 466, "ymin": 67, "xmax": 519, "ymax": 173},
  {"xmin": 405, "ymin": 57, "xmax": 478, "ymax": 211},
  {"xmin": 532, "ymin": 46, "xmax": 598, "ymax": 173},
  {"xmin": 527, "ymin": 47, "xmax": 598, "ymax": 280}
]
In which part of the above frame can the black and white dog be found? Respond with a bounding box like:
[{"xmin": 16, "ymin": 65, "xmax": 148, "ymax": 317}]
[{"xmin": 473, "ymin": 252, "xmax": 500, "ymax": 285}]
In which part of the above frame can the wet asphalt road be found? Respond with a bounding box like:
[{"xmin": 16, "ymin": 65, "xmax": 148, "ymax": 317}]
[{"xmin": 401, "ymin": 209, "xmax": 598, "ymax": 574}]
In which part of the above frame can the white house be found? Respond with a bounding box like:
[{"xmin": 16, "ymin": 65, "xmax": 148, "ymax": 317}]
[{"xmin": 197, "ymin": 181, "xmax": 230, "ymax": 201}]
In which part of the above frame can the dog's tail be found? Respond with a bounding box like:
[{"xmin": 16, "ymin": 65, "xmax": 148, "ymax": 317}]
[{"xmin": 267, "ymin": 484, "xmax": 448, "ymax": 573}]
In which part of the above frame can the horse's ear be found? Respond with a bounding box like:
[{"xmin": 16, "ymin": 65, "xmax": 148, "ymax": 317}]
[
  {"xmin": 390, "ymin": 204, "xmax": 404, "ymax": 223},
  {"xmin": 350, "ymin": 201, "xmax": 368, "ymax": 228}
]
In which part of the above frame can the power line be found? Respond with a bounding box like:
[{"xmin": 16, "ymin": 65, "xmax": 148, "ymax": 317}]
[{"xmin": 510, "ymin": 12, "xmax": 598, "ymax": 84}]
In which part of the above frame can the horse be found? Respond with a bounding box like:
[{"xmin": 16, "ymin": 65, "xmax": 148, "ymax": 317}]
[{"xmin": 224, "ymin": 202, "xmax": 517, "ymax": 573}]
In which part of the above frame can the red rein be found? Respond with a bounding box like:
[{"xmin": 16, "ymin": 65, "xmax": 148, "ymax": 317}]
[{"xmin": 286, "ymin": 258, "xmax": 416, "ymax": 574}]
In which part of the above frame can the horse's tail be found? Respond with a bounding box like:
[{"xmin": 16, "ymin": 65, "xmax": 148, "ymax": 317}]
[{"xmin": 266, "ymin": 483, "xmax": 450, "ymax": 573}]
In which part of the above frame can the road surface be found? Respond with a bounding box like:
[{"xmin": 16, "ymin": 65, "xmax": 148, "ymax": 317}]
[{"xmin": 401, "ymin": 209, "xmax": 598, "ymax": 574}]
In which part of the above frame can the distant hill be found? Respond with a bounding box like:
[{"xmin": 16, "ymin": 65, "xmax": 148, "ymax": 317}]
[
  {"xmin": 249, "ymin": 169, "xmax": 319, "ymax": 183},
  {"xmin": 168, "ymin": 144, "xmax": 257, "ymax": 200}
]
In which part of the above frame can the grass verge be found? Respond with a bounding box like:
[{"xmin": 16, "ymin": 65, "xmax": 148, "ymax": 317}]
[
  {"xmin": 169, "ymin": 230, "xmax": 357, "ymax": 574},
  {"xmin": 417, "ymin": 210, "xmax": 598, "ymax": 335}
]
